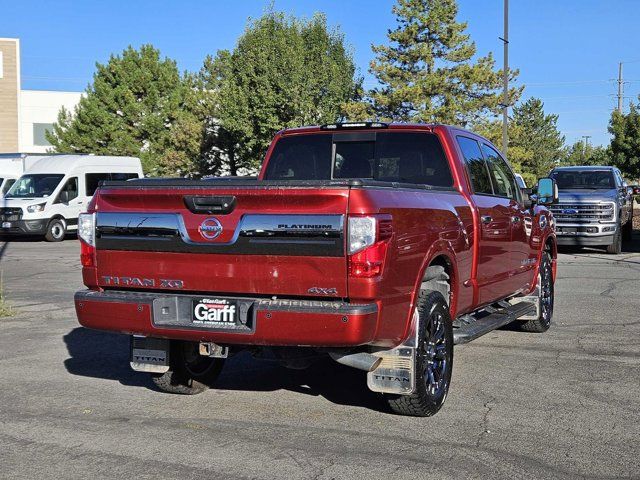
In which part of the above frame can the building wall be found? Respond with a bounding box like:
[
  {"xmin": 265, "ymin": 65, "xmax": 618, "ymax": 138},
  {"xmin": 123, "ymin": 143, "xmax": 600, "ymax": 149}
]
[
  {"xmin": 0, "ymin": 38, "xmax": 20, "ymax": 153},
  {"xmin": 20, "ymin": 90, "xmax": 82, "ymax": 153}
]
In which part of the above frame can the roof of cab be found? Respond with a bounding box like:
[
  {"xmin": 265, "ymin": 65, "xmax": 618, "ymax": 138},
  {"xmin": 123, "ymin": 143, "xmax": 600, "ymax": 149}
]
[
  {"xmin": 280, "ymin": 122, "xmax": 444, "ymax": 135},
  {"xmin": 27, "ymin": 155, "xmax": 142, "ymax": 174}
]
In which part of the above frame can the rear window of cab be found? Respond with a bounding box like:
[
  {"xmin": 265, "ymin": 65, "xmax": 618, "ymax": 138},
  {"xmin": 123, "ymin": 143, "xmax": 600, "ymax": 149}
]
[{"xmin": 264, "ymin": 132, "xmax": 453, "ymax": 188}]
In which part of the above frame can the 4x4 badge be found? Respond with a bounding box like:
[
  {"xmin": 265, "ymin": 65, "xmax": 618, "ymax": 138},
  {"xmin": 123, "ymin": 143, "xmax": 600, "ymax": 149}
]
[{"xmin": 199, "ymin": 217, "xmax": 223, "ymax": 240}]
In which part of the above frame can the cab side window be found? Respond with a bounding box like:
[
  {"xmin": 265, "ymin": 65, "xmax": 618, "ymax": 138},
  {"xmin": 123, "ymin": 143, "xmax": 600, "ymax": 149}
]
[
  {"xmin": 57, "ymin": 177, "xmax": 78, "ymax": 203},
  {"xmin": 457, "ymin": 136, "xmax": 493, "ymax": 195},
  {"xmin": 481, "ymin": 144, "xmax": 519, "ymax": 201}
]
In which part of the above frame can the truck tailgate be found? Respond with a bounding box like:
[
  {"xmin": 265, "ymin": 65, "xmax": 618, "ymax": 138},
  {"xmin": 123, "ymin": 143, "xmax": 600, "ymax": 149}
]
[{"xmin": 93, "ymin": 184, "xmax": 349, "ymax": 298}]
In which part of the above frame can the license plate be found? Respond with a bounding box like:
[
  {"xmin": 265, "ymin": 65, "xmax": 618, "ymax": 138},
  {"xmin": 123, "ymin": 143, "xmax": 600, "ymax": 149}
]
[
  {"xmin": 2, "ymin": 222, "xmax": 11, "ymax": 228},
  {"xmin": 191, "ymin": 298, "xmax": 240, "ymax": 329}
]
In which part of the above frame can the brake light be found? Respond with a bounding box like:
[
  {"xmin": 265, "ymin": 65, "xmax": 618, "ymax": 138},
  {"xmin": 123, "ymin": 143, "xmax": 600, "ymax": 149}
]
[
  {"xmin": 348, "ymin": 215, "xmax": 392, "ymax": 278},
  {"xmin": 80, "ymin": 241, "xmax": 95, "ymax": 267}
]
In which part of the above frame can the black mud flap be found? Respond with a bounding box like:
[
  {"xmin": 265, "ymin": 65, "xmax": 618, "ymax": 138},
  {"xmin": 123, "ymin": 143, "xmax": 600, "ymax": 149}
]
[{"xmin": 130, "ymin": 336, "xmax": 170, "ymax": 373}]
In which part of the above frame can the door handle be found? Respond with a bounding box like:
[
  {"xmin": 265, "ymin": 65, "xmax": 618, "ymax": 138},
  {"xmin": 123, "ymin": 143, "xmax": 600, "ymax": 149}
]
[{"xmin": 481, "ymin": 215, "xmax": 493, "ymax": 224}]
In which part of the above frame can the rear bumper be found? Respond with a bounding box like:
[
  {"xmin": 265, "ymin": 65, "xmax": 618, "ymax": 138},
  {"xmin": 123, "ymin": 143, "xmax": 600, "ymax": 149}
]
[
  {"xmin": 75, "ymin": 289, "xmax": 379, "ymax": 347},
  {"xmin": 0, "ymin": 219, "xmax": 48, "ymax": 235}
]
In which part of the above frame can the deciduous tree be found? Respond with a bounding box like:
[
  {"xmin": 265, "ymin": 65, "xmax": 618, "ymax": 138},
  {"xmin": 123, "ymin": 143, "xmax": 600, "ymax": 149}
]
[
  {"xmin": 202, "ymin": 12, "xmax": 362, "ymax": 175},
  {"xmin": 609, "ymin": 102, "xmax": 640, "ymax": 179}
]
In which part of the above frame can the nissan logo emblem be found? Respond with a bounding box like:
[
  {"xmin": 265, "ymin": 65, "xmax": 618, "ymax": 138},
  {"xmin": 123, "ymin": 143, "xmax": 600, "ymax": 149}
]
[{"xmin": 198, "ymin": 217, "xmax": 223, "ymax": 240}]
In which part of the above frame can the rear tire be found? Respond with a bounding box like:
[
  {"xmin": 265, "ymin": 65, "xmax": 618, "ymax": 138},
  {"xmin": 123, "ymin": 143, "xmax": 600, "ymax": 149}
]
[
  {"xmin": 606, "ymin": 228, "xmax": 622, "ymax": 254},
  {"xmin": 152, "ymin": 341, "xmax": 225, "ymax": 395},
  {"xmin": 385, "ymin": 291, "xmax": 453, "ymax": 417},
  {"xmin": 521, "ymin": 251, "xmax": 554, "ymax": 333},
  {"xmin": 44, "ymin": 218, "xmax": 66, "ymax": 242}
]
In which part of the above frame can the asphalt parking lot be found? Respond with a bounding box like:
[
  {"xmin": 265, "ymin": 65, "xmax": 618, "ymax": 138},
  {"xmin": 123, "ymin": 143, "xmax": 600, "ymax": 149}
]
[{"xmin": 0, "ymin": 236, "xmax": 638, "ymax": 480}]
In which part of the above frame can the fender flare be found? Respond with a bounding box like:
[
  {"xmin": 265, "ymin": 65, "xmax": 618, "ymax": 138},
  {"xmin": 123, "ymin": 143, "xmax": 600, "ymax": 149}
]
[{"xmin": 400, "ymin": 241, "xmax": 459, "ymax": 343}]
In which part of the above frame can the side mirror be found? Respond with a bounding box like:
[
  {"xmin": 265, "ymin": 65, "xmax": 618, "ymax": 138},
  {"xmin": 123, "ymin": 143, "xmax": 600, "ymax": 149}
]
[
  {"xmin": 58, "ymin": 190, "xmax": 70, "ymax": 204},
  {"xmin": 535, "ymin": 178, "xmax": 558, "ymax": 205}
]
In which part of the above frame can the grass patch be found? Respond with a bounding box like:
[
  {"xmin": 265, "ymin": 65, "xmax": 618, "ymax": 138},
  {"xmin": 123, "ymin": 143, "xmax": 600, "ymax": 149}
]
[{"xmin": 0, "ymin": 273, "xmax": 14, "ymax": 317}]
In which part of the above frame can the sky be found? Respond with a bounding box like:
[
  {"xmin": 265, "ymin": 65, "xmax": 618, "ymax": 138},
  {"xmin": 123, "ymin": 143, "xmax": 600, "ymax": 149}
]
[{"xmin": 3, "ymin": 0, "xmax": 640, "ymax": 147}]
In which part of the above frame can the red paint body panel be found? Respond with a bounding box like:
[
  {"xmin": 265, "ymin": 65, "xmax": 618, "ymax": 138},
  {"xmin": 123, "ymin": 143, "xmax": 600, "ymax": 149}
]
[
  {"xmin": 76, "ymin": 124, "xmax": 556, "ymax": 348},
  {"xmin": 96, "ymin": 250, "xmax": 349, "ymax": 298}
]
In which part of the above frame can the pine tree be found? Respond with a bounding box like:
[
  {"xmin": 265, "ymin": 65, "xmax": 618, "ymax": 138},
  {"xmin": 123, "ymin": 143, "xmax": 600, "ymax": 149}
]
[
  {"xmin": 369, "ymin": 0, "xmax": 521, "ymax": 125},
  {"xmin": 473, "ymin": 98, "xmax": 564, "ymax": 184},
  {"xmin": 558, "ymin": 141, "xmax": 609, "ymax": 167},
  {"xmin": 202, "ymin": 12, "xmax": 361, "ymax": 175},
  {"xmin": 47, "ymin": 45, "xmax": 196, "ymax": 174},
  {"xmin": 509, "ymin": 98, "xmax": 564, "ymax": 179},
  {"xmin": 609, "ymin": 103, "xmax": 640, "ymax": 179}
]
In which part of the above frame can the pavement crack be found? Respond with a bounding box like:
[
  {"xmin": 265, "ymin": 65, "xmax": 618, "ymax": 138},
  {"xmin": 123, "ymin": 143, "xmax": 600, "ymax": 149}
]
[
  {"xmin": 599, "ymin": 277, "xmax": 637, "ymax": 298},
  {"xmin": 475, "ymin": 401, "xmax": 494, "ymax": 448}
]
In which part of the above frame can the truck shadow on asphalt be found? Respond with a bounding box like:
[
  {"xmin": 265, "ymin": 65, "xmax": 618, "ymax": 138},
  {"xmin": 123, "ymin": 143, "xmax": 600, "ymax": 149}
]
[
  {"xmin": 558, "ymin": 235, "xmax": 640, "ymax": 257},
  {"xmin": 63, "ymin": 327, "xmax": 388, "ymax": 413}
]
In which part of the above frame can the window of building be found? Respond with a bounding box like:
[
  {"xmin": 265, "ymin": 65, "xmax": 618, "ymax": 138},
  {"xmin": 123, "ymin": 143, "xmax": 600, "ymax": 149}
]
[{"xmin": 33, "ymin": 123, "xmax": 54, "ymax": 147}]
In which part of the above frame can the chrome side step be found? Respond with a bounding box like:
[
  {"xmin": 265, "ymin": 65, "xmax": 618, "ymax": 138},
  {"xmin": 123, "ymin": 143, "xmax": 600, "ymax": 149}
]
[{"xmin": 453, "ymin": 301, "xmax": 536, "ymax": 345}]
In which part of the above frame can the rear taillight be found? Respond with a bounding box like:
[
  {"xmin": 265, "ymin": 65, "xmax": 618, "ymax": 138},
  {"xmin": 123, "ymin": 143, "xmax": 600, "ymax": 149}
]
[
  {"xmin": 348, "ymin": 215, "xmax": 392, "ymax": 278},
  {"xmin": 78, "ymin": 213, "xmax": 96, "ymax": 267},
  {"xmin": 80, "ymin": 241, "xmax": 95, "ymax": 267}
]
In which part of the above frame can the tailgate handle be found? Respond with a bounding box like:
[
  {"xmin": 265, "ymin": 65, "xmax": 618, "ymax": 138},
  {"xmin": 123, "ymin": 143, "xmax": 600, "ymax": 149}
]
[{"xmin": 183, "ymin": 196, "xmax": 236, "ymax": 214}]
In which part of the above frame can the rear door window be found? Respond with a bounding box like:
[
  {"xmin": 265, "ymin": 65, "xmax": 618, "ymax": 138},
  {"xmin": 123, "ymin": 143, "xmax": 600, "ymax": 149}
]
[
  {"xmin": 481, "ymin": 144, "xmax": 519, "ymax": 201},
  {"xmin": 86, "ymin": 173, "xmax": 140, "ymax": 196},
  {"xmin": 456, "ymin": 136, "xmax": 493, "ymax": 195},
  {"xmin": 264, "ymin": 132, "xmax": 453, "ymax": 187},
  {"xmin": 86, "ymin": 173, "xmax": 110, "ymax": 196}
]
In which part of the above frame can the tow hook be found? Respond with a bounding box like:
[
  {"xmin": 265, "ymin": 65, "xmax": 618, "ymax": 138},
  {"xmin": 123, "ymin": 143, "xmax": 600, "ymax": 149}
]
[{"xmin": 199, "ymin": 342, "xmax": 229, "ymax": 358}]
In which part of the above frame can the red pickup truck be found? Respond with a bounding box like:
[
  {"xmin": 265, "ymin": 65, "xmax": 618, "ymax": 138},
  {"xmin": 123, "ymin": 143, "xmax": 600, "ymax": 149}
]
[{"xmin": 75, "ymin": 122, "xmax": 558, "ymax": 417}]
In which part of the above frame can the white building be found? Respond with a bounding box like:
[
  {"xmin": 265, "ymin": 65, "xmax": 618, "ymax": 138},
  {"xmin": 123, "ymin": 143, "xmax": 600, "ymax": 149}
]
[
  {"xmin": 19, "ymin": 90, "xmax": 82, "ymax": 153},
  {"xmin": 0, "ymin": 38, "xmax": 82, "ymax": 154}
]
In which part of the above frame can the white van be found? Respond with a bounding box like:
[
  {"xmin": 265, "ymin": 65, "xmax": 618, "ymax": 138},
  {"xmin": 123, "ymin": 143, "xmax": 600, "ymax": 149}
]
[
  {"xmin": 0, "ymin": 153, "xmax": 48, "ymax": 197},
  {"xmin": 1, "ymin": 155, "xmax": 143, "ymax": 241}
]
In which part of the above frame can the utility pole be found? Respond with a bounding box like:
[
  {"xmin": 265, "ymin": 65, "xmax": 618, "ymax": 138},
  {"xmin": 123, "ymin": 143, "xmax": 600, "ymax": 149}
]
[
  {"xmin": 500, "ymin": 0, "xmax": 509, "ymax": 155},
  {"xmin": 617, "ymin": 62, "xmax": 624, "ymax": 113},
  {"xmin": 581, "ymin": 135, "xmax": 591, "ymax": 161}
]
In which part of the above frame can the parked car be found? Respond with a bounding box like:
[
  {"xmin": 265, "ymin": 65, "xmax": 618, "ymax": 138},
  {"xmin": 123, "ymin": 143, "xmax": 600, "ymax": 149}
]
[
  {"xmin": 548, "ymin": 165, "xmax": 633, "ymax": 254},
  {"xmin": 74, "ymin": 122, "xmax": 557, "ymax": 417},
  {"xmin": 1, "ymin": 155, "xmax": 143, "ymax": 241},
  {"xmin": 0, "ymin": 153, "xmax": 48, "ymax": 197}
]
